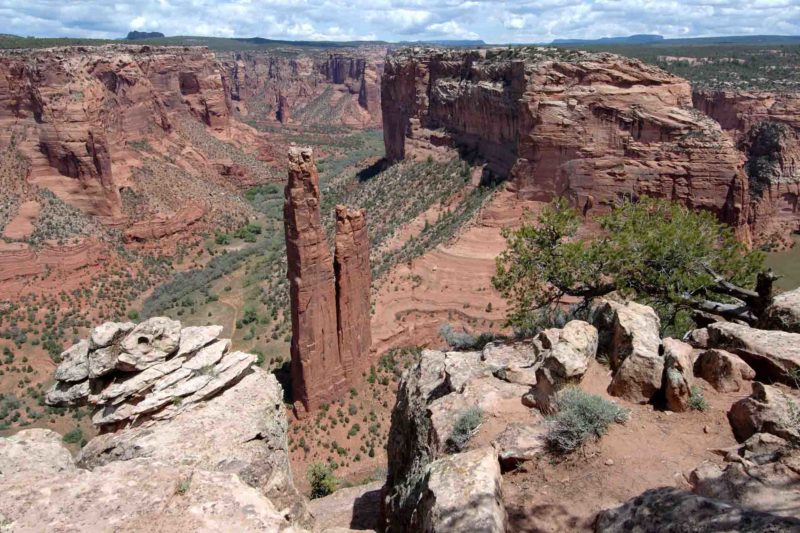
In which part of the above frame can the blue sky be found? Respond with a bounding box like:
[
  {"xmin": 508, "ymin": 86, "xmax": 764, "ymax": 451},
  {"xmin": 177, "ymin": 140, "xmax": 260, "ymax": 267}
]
[{"xmin": 1, "ymin": 0, "xmax": 798, "ymax": 43}]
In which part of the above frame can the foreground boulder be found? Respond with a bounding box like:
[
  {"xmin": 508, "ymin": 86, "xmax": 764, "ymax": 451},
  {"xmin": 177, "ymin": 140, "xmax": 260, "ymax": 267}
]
[
  {"xmin": 691, "ymin": 439, "xmax": 800, "ymax": 518},
  {"xmin": 593, "ymin": 301, "xmax": 664, "ymax": 403},
  {"xmin": 45, "ymin": 318, "xmax": 256, "ymax": 428},
  {"xmin": 530, "ymin": 321, "xmax": 597, "ymax": 413},
  {"xmin": 595, "ymin": 487, "xmax": 800, "ymax": 532},
  {"xmin": 662, "ymin": 338, "xmax": 695, "ymax": 412},
  {"xmin": 0, "ymin": 430, "xmax": 301, "ymax": 532},
  {"xmin": 694, "ymin": 349, "xmax": 756, "ymax": 392},
  {"xmin": 78, "ymin": 369, "xmax": 311, "ymax": 526},
  {"xmin": 413, "ymin": 447, "xmax": 506, "ymax": 532},
  {"xmin": 761, "ymin": 286, "xmax": 800, "ymax": 333},
  {"xmin": 706, "ymin": 322, "xmax": 800, "ymax": 385},
  {"xmin": 33, "ymin": 318, "xmax": 315, "ymax": 530},
  {"xmin": 728, "ymin": 382, "xmax": 800, "ymax": 443}
]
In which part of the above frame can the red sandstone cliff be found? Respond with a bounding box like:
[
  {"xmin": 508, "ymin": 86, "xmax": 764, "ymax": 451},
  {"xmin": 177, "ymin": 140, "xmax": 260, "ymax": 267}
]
[
  {"xmin": 334, "ymin": 205, "xmax": 372, "ymax": 382},
  {"xmin": 382, "ymin": 48, "xmax": 751, "ymax": 241},
  {"xmin": 284, "ymin": 147, "xmax": 347, "ymax": 411},
  {"xmin": 284, "ymin": 149, "xmax": 373, "ymax": 412},
  {"xmin": 693, "ymin": 89, "xmax": 800, "ymax": 243},
  {"xmin": 0, "ymin": 45, "xmax": 232, "ymax": 221},
  {"xmin": 221, "ymin": 49, "xmax": 384, "ymax": 128}
]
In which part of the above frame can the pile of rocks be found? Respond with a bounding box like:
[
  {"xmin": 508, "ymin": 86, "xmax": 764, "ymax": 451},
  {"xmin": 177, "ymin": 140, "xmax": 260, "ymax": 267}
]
[{"xmin": 45, "ymin": 317, "xmax": 256, "ymax": 428}]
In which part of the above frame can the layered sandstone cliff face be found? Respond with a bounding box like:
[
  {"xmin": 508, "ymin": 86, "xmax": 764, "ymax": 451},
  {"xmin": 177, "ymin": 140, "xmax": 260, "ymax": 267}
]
[
  {"xmin": 284, "ymin": 148, "xmax": 372, "ymax": 411},
  {"xmin": 0, "ymin": 45, "xmax": 232, "ymax": 220},
  {"xmin": 335, "ymin": 205, "xmax": 372, "ymax": 382},
  {"xmin": 284, "ymin": 147, "xmax": 347, "ymax": 410},
  {"xmin": 222, "ymin": 49, "xmax": 383, "ymax": 128},
  {"xmin": 382, "ymin": 47, "xmax": 751, "ymax": 240},
  {"xmin": 693, "ymin": 90, "xmax": 800, "ymax": 243}
]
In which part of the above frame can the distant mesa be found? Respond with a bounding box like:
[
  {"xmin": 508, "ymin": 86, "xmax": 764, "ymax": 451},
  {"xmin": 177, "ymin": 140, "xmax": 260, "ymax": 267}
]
[
  {"xmin": 125, "ymin": 31, "xmax": 165, "ymax": 40},
  {"xmin": 552, "ymin": 34, "xmax": 664, "ymax": 45}
]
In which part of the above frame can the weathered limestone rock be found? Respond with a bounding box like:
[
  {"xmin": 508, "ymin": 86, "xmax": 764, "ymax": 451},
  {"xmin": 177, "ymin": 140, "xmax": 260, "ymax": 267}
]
[
  {"xmin": 595, "ymin": 487, "xmax": 800, "ymax": 532},
  {"xmin": 592, "ymin": 300, "xmax": 664, "ymax": 403},
  {"xmin": 79, "ymin": 368, "xmax": 311, "ymax": 527},
  {"xmin": 662, "ymin": 338, "xmax": 695, "ymax": 412},
  {"xmin": 728, "ymin": 382, "xmax": 800, "ymax": 442},
  {"xmin": 592, "ymin": 300, "xmax": 662, "ymax": 371},
  {"xmin": 691, "ymin": 445, "xmax": 800, "ymax": 518},
  {"xmin": 54, "ymin": 340, "xmax": 90, "ymax": 382},
  {"xmin": 45, "ymin": 318, "xmax": 256, "ymax": 429},
  {"xmin": 694, "ymin": 349, "xmax": 756, "ymax": 392},
  {"xmin": 761, "ymin": 287, "xmax": 800, "ymax": 333},
  {"xmin": 385, "ymin": 345, "xmax": 535, "ymax": 531},
  {"xmin": 492, "ymin": 422, "xmax": 547, "ymax": 470},
  {"xmin": 118, "ymin": 316, "xmax": 182, "ymax": 371},
  {"xmin": 684, "ymin": 327, "xmax": 710, "ymax": 348},
  {"xmin": 334, "ymin": 205, "xmax": 372, "ymax": 383},
  {"xmin": 482, "ymin": 341, "xmax": 540, "ymax": 387},
  {"xmin": 530, "ymin": 320, "xmax": 597, "ymax": 413},
  {"xmin": 0, "ymin": 429, "xmax": 76, "ymax": 479},
  {"xmin": 89, "ymin": 321, "xmax": 134, "ymax": 349},
  {"xmin": 413, "ymin": 447, "xmax": 506, "ymax": 533},
  {"xmin": 284, "ymin": 147, "xmax": 347, "ymax": 411},
  {"xmin": 707, "ymin": 322, "xmax": 800, "ymax": 385}
]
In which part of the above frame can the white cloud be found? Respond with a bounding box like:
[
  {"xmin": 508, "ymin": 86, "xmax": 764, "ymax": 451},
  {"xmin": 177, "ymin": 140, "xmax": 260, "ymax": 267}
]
[{"xmin": 0, "ymin": 0, "xmax": 798, "ymax": 43}]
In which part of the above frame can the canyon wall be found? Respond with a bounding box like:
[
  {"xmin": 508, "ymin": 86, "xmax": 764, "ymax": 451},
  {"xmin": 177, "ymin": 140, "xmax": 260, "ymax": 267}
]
[
  {"xmin": 382, "ymin": 47, "xmax": 752, "ymax": 240},
  {"xmin": 0, "ymin": 45, "xmax": 232, "ymax": 220},
  {"xmin": 222, "ymin": 49, "xmax": 384, "ymax": 128},
  {"xmin": 693, "ymin": 89, "xmax": 800, "ymax": 243},
  {"xmin": 284, "ymin": 148, "xmax": 372, "ymax": 412}
]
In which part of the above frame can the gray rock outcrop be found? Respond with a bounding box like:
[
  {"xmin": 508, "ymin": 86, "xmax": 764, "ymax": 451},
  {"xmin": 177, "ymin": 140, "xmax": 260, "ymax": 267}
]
[{"xmin": 45, "ymin": 318, "xmax": 256, "ymax": 429}]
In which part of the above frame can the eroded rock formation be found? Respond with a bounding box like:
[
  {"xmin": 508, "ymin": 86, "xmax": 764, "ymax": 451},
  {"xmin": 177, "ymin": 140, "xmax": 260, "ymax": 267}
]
[
  {"xmin": 0, "ymin": 45, "xmax": 232, "ymax": 220},
  {"xmin": 382, "ymin": 47, "xmax": 752, "ymax": 240},
  {"xmin": 284, "ymin": 148, "xmax": 372, "ymax": 412},
  {"xmin": 221, "ymin": 49, "xmax": 383, "ymax": 128},
  {"xmin": 335, "ymin": 205, "xmax": 372, "ymax": 382},
  {"xmin": 26, "ymin": 318, "xmax": 317, "ymax": 531},
  {"xmin": 693, "ymin": 89, "xmax": 800, "ymax": 243},
  {"xmin": 284, "ymin": 147, "xmax": 346, "ymax": 411}
]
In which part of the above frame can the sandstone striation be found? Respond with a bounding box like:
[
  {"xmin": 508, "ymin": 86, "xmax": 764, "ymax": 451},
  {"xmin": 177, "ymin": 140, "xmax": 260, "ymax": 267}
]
[
  {"xmin": 382, "ymin": 47, "xmax": 751, "ymax": 240},
  {"xmin": 0, "ymin": 45, "xmax": 232, "ymax": 220},
  {"xmin": 221, "ymin": 49, "xmax": 383, "ymax": 128},
  {"xmin": 334, "ymin": 205, "xmax": 372, "ymax": 382},
  {"xmin": 284, "ymin": 147, "xmax": 347, "ymax": 411},
  {"xmin": 693, "ymin": 89, "xmax": 800, "ymax": 243},
  {"xmin": 44, "ymin": 317, "xmax": 256, "ymax": 429},
  {"xmin": 284, "ymin": 148, "xmax": 374, "ymax": 412}
]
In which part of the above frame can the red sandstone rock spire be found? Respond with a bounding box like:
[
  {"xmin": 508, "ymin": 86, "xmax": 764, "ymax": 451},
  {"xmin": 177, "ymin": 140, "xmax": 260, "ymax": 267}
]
[
  {"xmin": 334, "ymin": 205, "xmax": 372, "ymax": 382},
  {"xmin": 284, "ymin": 147, "xmax": 346, "ymax": 411}
]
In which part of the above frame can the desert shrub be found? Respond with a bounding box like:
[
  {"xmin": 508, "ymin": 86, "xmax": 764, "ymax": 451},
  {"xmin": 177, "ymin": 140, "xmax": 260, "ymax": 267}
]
[
  {"xmin": 308, "ymin": 462, "xmax": 337, "ymax": 499},
  {"xmin": 447, "ymin": 407, "xmax": 483, "ymax": 452},
  {"xmin": 545, "ymin": 388, "xmax": 629, "ymax": 454},
  {"xmin": 62, "ymin": 427, "xmax": 83, "ymax": 444},
  {"xmin": 689, "ymin": 386, "xmax": 709, "ymax": 412},
  {"xmin": 439, "ymin": 324, "xmax": 496, "ymax": 351}
]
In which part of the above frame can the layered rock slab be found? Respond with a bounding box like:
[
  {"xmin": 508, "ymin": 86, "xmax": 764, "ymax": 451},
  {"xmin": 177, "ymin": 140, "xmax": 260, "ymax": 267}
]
[{"xmin": 0, "ymin": 430, "xmax": 302, "ymax": 532}]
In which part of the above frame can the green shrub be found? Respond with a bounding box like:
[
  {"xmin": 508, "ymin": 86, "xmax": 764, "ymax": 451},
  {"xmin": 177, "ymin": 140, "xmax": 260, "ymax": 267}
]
[
  {"xmin": 62, "ymin": 427, "xmax": 83, "ymax": 444},
  {"xmin": 127, "ymin": 309, "xmax": 139, "ymax": 320},
  {"xmin": 689, "ymin": 386, "xmax": 709, "ymax": 412},
  {"xmin": 308, "ymin": 462, "xmax": 337, "ymax": 499},
  {"xmin": 447, "ymin": 407, "xmax": 483, "ymax": 452},
  {"xmin": 439, "ymin": 324, "xmax": 496, "ymax": 351},
  {"xmin": 545, "ymin": 388, "xmax": 628, "ymax": 454}
]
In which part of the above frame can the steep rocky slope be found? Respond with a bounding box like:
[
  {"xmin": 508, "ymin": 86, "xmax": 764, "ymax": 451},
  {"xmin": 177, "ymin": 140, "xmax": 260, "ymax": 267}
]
[
  {"xmin": 221, "ymin": 48, "xmax": 384, "ymax": 129},
  {"xmin": 693, "ymin": 89, "xmax": 800, "ymax": 245},
  {"xmin": 382, "ymin": 47, "xmax": 755, "ymax": 241}
]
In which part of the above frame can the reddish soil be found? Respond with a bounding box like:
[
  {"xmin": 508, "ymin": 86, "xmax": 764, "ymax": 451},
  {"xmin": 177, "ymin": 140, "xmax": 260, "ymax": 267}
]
[{"xmin": 503, "ymin": 361, "xmax": 745, "ymax": 532}]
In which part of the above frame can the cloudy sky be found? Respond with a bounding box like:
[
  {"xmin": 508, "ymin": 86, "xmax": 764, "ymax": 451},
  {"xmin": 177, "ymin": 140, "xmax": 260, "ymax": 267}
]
[{"xmin": 1, "ymin": 0, "xmax": 798, "ymax": 43}]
